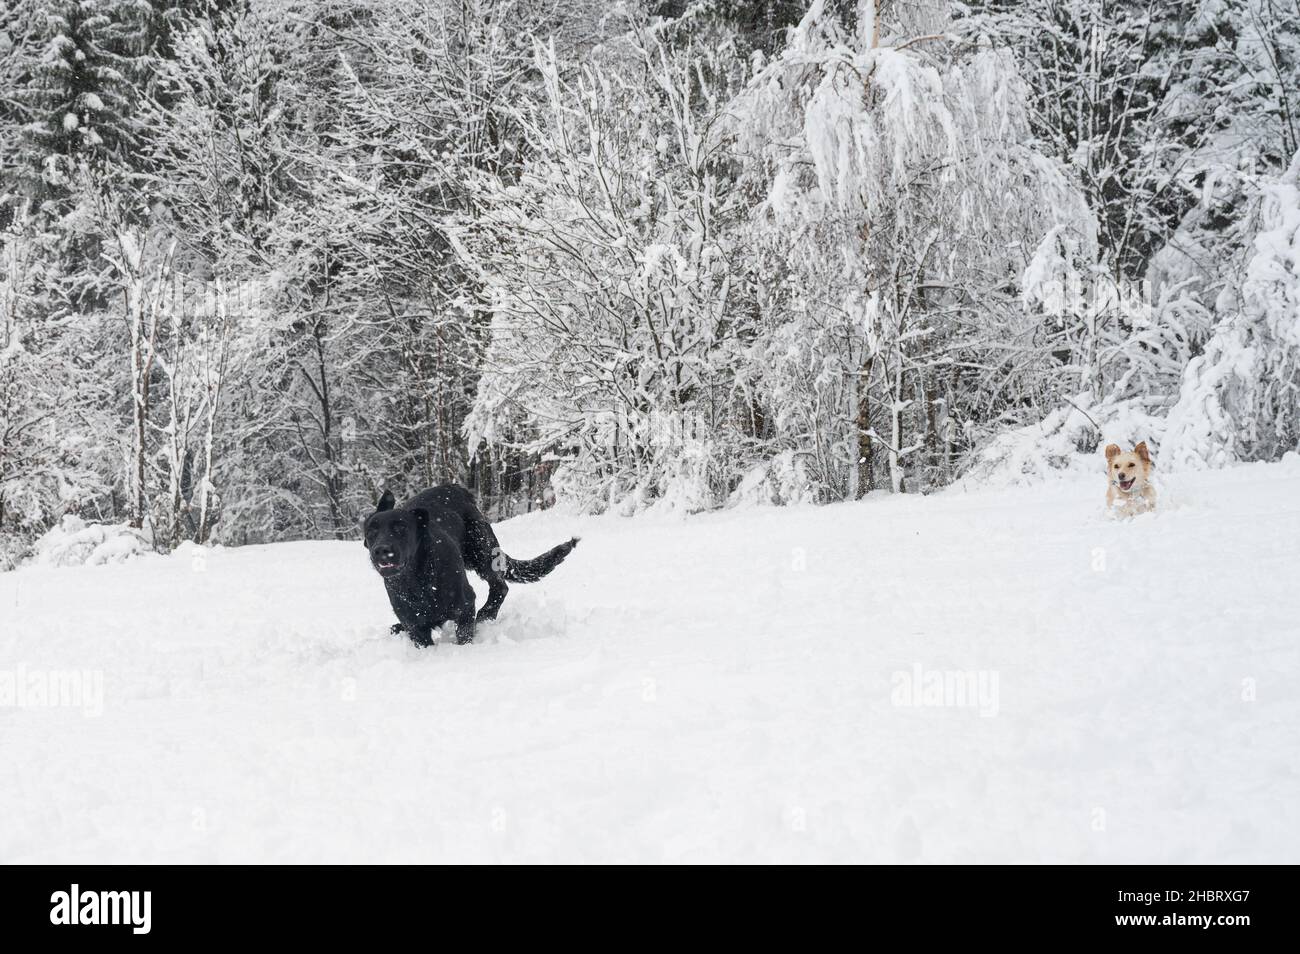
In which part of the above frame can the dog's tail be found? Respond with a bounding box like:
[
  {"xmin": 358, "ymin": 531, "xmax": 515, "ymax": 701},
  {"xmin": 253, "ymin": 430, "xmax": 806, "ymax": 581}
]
[{"xmin": 503, "ymin": 537, "xmax": 579, "ymax": 583}]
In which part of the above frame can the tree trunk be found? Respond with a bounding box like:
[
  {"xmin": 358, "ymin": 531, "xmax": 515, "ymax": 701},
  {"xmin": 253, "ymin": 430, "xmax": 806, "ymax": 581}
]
[
  {"xmin": 856, "ymin": 354, "xmax": 875, "ymax": 497},
  {"xmin": 311, "ymin": 323, "xmax": 345, "ymax": 539}
]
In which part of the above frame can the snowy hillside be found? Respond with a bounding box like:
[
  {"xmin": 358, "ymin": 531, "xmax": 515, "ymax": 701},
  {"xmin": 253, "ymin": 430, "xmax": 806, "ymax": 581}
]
[{"xmin": 3, "ymin": 459, "xmax": 1299, "ymax": 863}]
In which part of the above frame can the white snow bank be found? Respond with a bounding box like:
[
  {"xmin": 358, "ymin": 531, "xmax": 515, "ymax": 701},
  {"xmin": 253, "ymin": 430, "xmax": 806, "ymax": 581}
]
[
  {"xmin": 957, "ymin": 393, "xmax": 1164, "ymax": 490},
  {"xmin": 29, "ymin": 515, "xmax": 151, "ymax": 568}
]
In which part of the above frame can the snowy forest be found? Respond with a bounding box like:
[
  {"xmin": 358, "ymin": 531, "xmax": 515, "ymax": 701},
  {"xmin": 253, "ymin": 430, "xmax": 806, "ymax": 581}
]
[{"xmin": 1, "ymin": 0, "xmax": 1297, "ymax": 565}]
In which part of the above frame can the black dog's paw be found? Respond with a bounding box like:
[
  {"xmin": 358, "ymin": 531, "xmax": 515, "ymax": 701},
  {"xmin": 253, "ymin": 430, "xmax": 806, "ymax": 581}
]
[{"xmin": 389, "ymin": 623, "xmax": 407, "ymax": 636}]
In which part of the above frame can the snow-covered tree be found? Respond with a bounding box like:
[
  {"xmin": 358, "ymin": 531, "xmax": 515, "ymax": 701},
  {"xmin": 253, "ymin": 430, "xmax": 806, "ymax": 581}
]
[
  {"xmin": 1164, "ymin": 149, "xmax": 1300, "ymax": 468},
  {"xmin": 1, "ymin": 0, "xmax": 1297, "ymax": 559},
  {"xmin": 455, "ymin": 16, "xmax": 753, "ymax": 512},
  {"xmin": 729, "ymin": 0, "xmax": 1096, "ymax": 498},
  {"xmin": 0, "ymin": 206, "xmax": 115, "ymax": 566}
]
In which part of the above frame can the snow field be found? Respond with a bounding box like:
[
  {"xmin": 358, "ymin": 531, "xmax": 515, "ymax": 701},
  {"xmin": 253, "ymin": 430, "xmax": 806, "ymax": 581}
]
[{"xmin": 2, "ymin": 458, "xmax": 1298, "ymax": 863}]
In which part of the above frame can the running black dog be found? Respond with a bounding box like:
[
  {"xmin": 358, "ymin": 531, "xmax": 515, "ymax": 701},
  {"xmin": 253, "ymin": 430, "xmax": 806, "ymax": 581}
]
[{"xmin": 362, "ymin": 484, "xmax": 578, "ymax": 647}]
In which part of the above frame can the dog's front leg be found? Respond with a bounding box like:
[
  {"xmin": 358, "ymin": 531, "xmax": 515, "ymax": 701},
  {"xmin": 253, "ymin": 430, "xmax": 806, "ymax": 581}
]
[
  {"xmin": 454, "ymin": 610, "xmax": 476, "ymax": 646},
  {"xmin": 407, "ymin": 624, "xmax": 435, "ymax": 648},
  {"xmin": 390, "ymin": 622, "xmax": 407, "ymax": 636}
]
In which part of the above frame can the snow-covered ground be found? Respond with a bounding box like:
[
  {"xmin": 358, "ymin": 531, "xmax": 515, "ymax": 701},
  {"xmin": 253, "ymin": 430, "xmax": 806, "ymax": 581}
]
[{"xmin": 3, "ymin": 459, "xmax": 1299, "ymax": 863}]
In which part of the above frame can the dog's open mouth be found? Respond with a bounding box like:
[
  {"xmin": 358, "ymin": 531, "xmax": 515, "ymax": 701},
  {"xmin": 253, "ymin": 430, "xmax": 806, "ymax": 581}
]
[
  {"xmin": 374, "ymin": 560, "xmax": 402, "ymax": 575},
  {"xmin": 1116, "ymin": 475, "xmax": 1135, "ymax": 492}
]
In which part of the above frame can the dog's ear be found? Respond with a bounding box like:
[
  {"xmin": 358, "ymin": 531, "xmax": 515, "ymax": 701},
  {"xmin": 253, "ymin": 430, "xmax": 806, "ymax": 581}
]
[
  {"xmin": 411, "ymin": 507, "xmax": 430, "ymax": 531},
  {"xmin": 1104, "ymin": 444, "xmax": 1121, "ymax": 462},
  {"xmin": 376, "ymin": 489, "xmax": 395, "ymax": 512},
  {"xmin": 1134, "ymin": 441, "xmax": 1151, "ymax": 463}
]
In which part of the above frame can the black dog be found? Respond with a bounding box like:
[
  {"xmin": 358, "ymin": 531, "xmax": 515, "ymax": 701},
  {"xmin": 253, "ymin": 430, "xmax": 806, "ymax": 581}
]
[{"xmin": 362, "ymin": 484, "xmax": 578, "ymax": 647}]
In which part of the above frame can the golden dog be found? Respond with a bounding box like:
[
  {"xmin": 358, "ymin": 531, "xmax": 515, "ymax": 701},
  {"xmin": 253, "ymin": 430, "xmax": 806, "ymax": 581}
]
[{"xmin": 1105, "ymin": 442, "xmax": 1156, "ymax": 517}]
